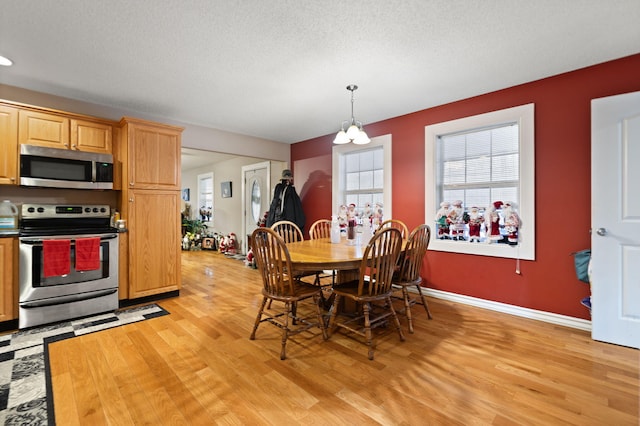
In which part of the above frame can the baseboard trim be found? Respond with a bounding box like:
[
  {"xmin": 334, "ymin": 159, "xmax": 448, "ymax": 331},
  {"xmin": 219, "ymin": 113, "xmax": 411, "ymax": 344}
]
[
  {"xmin": 420, "ymin": 288, "xmax": 592, "ymax": 331},
  {"xmin": 119, "ymin": 290, "xmax": 180, "ymax": 309}
]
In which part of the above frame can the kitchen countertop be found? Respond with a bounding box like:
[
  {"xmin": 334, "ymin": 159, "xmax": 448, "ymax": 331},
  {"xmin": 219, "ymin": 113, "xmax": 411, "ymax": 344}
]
[{"xmin": 0, "ymin": 230, "xmax": 19, "ymax": 237}]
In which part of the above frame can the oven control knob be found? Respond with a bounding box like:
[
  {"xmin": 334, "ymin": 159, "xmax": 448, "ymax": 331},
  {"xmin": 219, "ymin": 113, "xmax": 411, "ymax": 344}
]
[
  {"xmin": 85, "ymin": 207, "xmax": 91, "ymax": 213},
  {"xmin": 37, "ymin": 207, "xmax": 44, "ymax": 213},
  {"xmin": 27, "ymin": 207, "xmax": 35, "ymax": 213},
  {"xmin": 100, "ymin": 207, "xmax": 107, "ymax": 213}
]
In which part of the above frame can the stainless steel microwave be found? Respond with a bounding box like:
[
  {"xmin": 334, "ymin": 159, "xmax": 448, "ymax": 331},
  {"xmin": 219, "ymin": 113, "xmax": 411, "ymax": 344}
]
[{"xmin": 19, "ymin": 144, "xmax": 114, "ymax": 190}]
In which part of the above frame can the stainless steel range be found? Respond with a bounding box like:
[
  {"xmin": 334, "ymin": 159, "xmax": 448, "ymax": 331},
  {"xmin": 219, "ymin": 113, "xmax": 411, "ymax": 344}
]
[{"xmin": 18, "ymin": 204, "xmax": 119, "ymax": 329}]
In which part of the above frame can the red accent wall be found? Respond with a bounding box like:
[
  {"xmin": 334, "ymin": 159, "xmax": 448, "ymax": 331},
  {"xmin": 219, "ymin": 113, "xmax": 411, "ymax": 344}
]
[{"xmin": 291, "ymin": 54, "xmax": 640, "ymax": 320}]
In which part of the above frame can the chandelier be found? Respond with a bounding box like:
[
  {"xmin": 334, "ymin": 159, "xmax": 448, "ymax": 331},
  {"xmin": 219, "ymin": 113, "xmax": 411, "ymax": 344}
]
[{"xmin": 333, "ymin": 84, "xmax": 371, "ymax": 145}]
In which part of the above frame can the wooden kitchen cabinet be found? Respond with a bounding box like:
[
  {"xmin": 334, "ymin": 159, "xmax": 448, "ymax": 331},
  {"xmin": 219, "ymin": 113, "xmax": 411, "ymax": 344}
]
[
  {"xmin": 18, "ymin": 109, "xmax": 113, "ymax": 154},
  {"xmin": 0, "ymin": 238, "xmax": 17, "ymax": 322},
  {"xmin": 18, "ymin": 109, "xmax": 70, "ymax": 149},
  {"xmin": 0, "ymin": 105, "xmax": 18, "ymax": 185},
  {"xmin": 71, "ymin": 118, "xmax": 113, "ymax": 153},
  {"xmin": 117, "ymin": 117, "xmax": 183, "ymax": 300},
  {"xmin": 126, "ymin": 190, "xmax": 181, "ymax": 299},
  {"xmin": 120, "ymin": 117, "xmax": 181, "ymax": 190}
]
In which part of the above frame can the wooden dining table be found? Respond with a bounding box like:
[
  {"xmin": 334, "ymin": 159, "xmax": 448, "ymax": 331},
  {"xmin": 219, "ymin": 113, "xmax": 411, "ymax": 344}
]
[
  {"xmin": 285, "ymin": 237, "xmax": 365, "ymax": 282},
  {"xmin": 286, "ymin": 236, "xmax": 406, "ymax": 284}
]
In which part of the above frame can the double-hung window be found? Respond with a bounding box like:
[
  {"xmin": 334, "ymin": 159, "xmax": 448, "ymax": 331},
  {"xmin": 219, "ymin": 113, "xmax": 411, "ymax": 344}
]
[
  {"xmin": 425, "ymin": 104, "xmax": 535, "ymax": 260},
  {"xmin": 197, "ymin": 172, "xmax": 214, "ymax": 223},
  {"xmin": 332, "ymin": 134, "xmax": 392, "ymax": 220}
]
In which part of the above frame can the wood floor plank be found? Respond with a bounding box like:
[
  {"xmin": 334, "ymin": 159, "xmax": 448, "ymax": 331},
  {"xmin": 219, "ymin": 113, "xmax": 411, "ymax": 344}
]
[
  {"xmin": 79, "ymin": 335, "xmax": 136, "ymax": 425},
  {"xmin": 42, "ymin": 250, "xmax": 639, "ymax": 425}
]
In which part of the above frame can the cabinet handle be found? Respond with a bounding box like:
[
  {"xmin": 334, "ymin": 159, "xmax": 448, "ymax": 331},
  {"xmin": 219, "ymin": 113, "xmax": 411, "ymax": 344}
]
[
  {"xmin": 129, "ymin": 198, "xmax": 134, "ymax": 202},
  {"xmin": 10, "ymin": 177, "xmax": 15, "ymax": 181},
  {"xmin": 72, "ymin": 144, "xmax": 77, "ymax": 149},
  {"xmin": 129, "ymin": 182, "xmax": 134, "ymax": 187}
]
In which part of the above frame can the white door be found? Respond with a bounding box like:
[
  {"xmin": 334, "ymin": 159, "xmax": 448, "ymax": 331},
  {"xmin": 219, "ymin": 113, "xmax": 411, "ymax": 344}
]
[
  {"xmin": 591, "ymin": 90, "xmax": 640, "ymax": 349},
  {"xmin": 242, "ymin": 162, "xmax": 271, "ymax": 254}
]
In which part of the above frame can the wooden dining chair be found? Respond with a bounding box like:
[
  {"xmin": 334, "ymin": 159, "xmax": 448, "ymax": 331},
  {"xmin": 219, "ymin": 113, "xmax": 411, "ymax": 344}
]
[
  {"xmin": 270, "ymin": 219, "xmax": 318, "ymax": 313},
  {"xmin": 308, "ymin": 219, "xmax": 335, "ymax": 287},
  {"xmin": 270, "ymin": 220, "xmax": 304, "ymax": 243},
  {"xmin": 309, "ymin": 219, "xmax": 332, "ymax": 239},
  {"xmin": 249, "ymin": 227, "xmax": 328, "ymax": 360},
  {"xmin": 392, "ymin": 224, "xmax": 433, "ymax": 333},
  {"xmin": 327, "ymin": 227, "xmax": 405, "ymax": 360},
  {"xmin": 378, "ymin": 219, "xmax": 409, "ymax": 239}
]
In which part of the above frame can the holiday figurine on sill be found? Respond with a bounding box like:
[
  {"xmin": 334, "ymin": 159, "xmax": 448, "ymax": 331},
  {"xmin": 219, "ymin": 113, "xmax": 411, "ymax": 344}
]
[
  {"xmin": 347, "ymin": 203, "xmax": 357, "ymax": 220},
  {"xmin": 502, "ymin": 201, "xmax": 521, "ymax": 245},
  {"xmin": 448, "ymin": 200, "xmax": 468, "ymax": 241},
  {"xmin": 362, "ymin": 202, "xmax": 373, "ymax": 225},
  {"xmin": 468, "ymin": 206, "xmax": 483, "ymax": 242},
  {"xmin": 337, "ymin": 204, "xmax": 349, "ymax": 232},
  {"xmin": 373, "ymin": 201, "xmax": 384, "ymax": 226},
  {"xmin": 435, "ymin": 201, "xmax": 451, "ymax": 239},
  {"xmin": 486, "ymin": 201, "xmax": 504, "ymax": 243}
]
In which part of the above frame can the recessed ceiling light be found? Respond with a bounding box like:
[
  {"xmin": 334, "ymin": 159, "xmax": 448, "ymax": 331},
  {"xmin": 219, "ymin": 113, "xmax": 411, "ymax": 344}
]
[{"xmin": 0, "ymin": 56, "xmax": 14, "ymax": 66}]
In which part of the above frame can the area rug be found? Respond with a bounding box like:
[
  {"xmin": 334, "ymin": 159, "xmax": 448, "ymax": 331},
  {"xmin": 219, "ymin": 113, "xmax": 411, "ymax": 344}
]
[{"xmin": 0, "ymin": 303, "xmax": 169, "ymax": 425}]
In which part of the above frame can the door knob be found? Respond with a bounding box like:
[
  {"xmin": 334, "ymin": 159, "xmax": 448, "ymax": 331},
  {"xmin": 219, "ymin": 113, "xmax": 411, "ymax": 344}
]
[{"xmin": 596, "ymin": 228, "xmax": 607, "ymax": 236}]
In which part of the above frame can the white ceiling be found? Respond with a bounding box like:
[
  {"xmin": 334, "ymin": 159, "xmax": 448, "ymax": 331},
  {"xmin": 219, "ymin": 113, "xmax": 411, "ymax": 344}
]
[{"xmin": 1, "ymin": 1, "xmax": 639, "ymax": 145}]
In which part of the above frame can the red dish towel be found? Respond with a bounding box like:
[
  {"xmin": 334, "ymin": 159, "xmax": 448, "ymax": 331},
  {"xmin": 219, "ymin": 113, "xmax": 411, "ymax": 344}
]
[
  {"xmin": 75, "ymin": 237, "xmax": 101, "ymax": 271},
  {"xmin": 43, "ymin": 239, "xmax": 71, "ymax": 277}
]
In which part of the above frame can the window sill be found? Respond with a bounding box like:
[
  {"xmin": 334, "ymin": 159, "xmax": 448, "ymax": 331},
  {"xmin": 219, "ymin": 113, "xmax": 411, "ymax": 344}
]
[{"xmin": 429, "ymin": 237, "xmax": 534, "ymax": 260}]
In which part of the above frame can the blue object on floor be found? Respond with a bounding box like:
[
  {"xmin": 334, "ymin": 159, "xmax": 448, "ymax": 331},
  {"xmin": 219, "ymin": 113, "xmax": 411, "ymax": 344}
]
[{"xmin": 580, "ymin": 296, "xmax": 592, "ymax": 313}]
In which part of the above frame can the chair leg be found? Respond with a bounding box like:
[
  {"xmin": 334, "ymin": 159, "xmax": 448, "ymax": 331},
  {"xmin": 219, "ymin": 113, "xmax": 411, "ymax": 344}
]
[
  {"xmin": 387, "ymin": 296, "xmax": 406, "ymax": 343},
  {"xmin": 327, "ymin": 294, "xmax": 342, "ymax": 336},
  {"xmin": 317, "ymin": 287, "xmax": 327, "ymax": 309},
  {"xmin": 362, "ymin": 302, "xmax": 375, "ymax": 360},
  {"xmin": 415, "ymin": 285, "xmax": 433, "ymax": 319},
  {"xmin": 250, "ymin": 296, "xmax": 268, "ymax": 340},
  {"xmin": 280, "ymin": 301, "xmax": 291, "ymax": 360},
  {"xmin": 313, "ymin": 294, "xmax": 329, "ymax": 340},
  {"xmin": 402, "ymin": 286, "xmax": 415, "ymax": 333}
]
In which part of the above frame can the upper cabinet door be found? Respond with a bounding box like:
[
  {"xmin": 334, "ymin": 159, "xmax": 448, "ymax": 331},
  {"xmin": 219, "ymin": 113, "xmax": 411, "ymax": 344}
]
[
  {"xmin": 0, "ymin": 105, "xmax": 18, "ymax": 185},
  {"xmin": 18, "ymin": 110, "xmax": 70, "ymax": 149},
  {"xmin": 71, "ymin": 119, "xmax": 113, "ymax": 154},
  {"xmin": 124, "ymin": 119, "xmax": 182, "ymax": 190}
]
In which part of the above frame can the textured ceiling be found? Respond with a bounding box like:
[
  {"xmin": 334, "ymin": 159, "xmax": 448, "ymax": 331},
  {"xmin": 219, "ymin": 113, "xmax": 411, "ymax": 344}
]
[{"xmin": 1, "ymin": 1, "xmax": 639, "ymax": 144}]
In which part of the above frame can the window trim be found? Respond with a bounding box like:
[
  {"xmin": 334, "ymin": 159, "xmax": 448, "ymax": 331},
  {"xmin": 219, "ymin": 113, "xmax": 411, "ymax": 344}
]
[
  {"xmin": 333, "ymin": 134, "xmax": 392, "ymax": 219},
  {"xmin": 425, "ymin": 104, "xmax": 535, "ymax": 260}
]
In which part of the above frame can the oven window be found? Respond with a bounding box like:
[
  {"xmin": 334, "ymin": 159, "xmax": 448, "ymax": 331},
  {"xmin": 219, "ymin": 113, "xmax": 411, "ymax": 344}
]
[{"xmin": 31, "ymin": 240, "xmax": 111, "ymax": 287}]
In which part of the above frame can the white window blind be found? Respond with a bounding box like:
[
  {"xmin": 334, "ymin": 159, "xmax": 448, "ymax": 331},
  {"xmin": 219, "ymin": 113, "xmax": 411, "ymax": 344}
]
[{"xmin": 438, "ymin": 123, "xmax": 519, "ymax": 210}]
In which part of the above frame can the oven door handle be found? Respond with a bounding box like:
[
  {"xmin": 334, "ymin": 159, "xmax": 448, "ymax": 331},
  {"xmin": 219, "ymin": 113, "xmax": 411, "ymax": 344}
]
[
  {"xmin": 19, "ymin": 288, "xmax": 118, "ymax": 309},
  {"xmin": 19, "ymin": 234, "xmax": 119, "ymax": 245}
]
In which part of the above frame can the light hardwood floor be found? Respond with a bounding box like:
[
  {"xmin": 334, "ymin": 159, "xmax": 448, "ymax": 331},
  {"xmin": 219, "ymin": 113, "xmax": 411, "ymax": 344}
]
[{"xmin": 49, "ymin": 250, "xmax": 639, "ymax": 425}]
